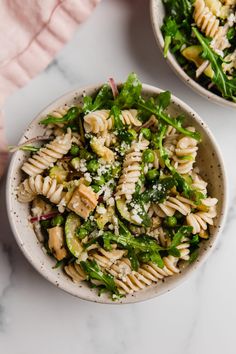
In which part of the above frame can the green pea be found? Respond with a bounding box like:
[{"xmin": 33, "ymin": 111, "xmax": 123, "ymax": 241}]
[
  {"xmin": 77, "ymin": 227, "xmax": 88, "ymax": 239},
  {"xmin": 165, "ymin": 216, "xmax": 177, "ymax": 228},
  {"xmin": 146, "ymin": 169, "xmax": 159, "ymax": 181},
  {"xmin": 141, "ymin": 128, "xmax": 151, "ymax": 140},
  {"xmin": 175, "ymin": 211, "xmax": 183, "ymax": 220},
  {"xmin": 87, "ymin": 159, "xmax": 99, "ymax": 173},
  {"xmin": 96, "ymin": 175, "xmax": 106, "ymax": 186},
  {"xmin": 142, "ymin": 149, "xmax": 155, "ymax": 163},
  {"xmin": 51, "ymin": 215, "xmax": 64, "ymax": 227},
  {"xmin": 40, "ymin": 220, "xmax": 51, "ymax": 229},
  {"xmin": 91, "ymin": 184, "xmax": 101, "ymax": 193},
  {"xmin": 70, "ymin": 144, "xmax": 80, "ymax": 156},
  {"xmin": 128, "ymin": 129, "xmax": 137, "ymax": 141}
]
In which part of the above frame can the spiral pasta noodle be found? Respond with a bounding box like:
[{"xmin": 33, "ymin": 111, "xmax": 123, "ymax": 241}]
[
  {"xmin": 115, "ymin": 138, "xmax": 149, "ymax": 201},
  {"xmin": 21, "ymin": 129, "xmax": 72, "ymax": 176},
  {"xmin": 108, "ymin": 257, "xmax": 180, "ymax": 295},
  {"xmin": 17, "ymin": 175, "xmax": 73, "ymax": 207},
  {"xmin": 172, "ymin": 131, "xmax": 198, "ymax": 174},
  {"xmin": 64, "ymin": 262, "xmax": 87, "ymax": 282},
  {"xmin": 186, "ymin": 200, "xmax": 217, "ymax": 234},
  {"xmin": 193, "ymin": 0, "xmax": 220, "ymax": 37},
  {"xmin": 159, "ymin": 195, "xmax": 195, "ymax": 217},
  {"xmin": 84, "ymin": 109, "xmax": 142, "ymax": 134},
  {"xmin": 46, "ymin": 106, "xmax": 71, "ymax": 128}
]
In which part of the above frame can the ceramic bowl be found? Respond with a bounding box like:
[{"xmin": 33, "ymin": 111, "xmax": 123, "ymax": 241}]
[
  {"xmin": 150, "ymin": 0, "xmax": 236, "ymax": 108},
  {"xmin": 6, "ymin": 83, "xmax": 227, "ymax": 304}
]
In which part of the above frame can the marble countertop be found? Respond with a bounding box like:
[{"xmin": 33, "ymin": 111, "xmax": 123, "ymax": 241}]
[{"xmin": 1, "ymin": 1, "xmax": 236, "ymax": 353}]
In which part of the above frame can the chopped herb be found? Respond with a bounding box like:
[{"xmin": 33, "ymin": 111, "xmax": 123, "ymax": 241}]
[
  {"xmin": 40, "ymin": 107, "xmax": 80, "ymax": 125},
  {"xmin": 80, "ymin": 259, "xmax": 121, "ymax": 299}
]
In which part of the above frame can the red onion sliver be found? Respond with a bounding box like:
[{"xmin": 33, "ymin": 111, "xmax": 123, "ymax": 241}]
[
  {"xmin": 108, "ymin": 78, "xmax": 119, "ymax": 98},
  {"xmin": 30, "ymin": 211, "xmax": 59, "ymax": 223}
]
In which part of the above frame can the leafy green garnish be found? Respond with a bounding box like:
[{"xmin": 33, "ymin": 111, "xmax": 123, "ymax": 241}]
[
  {"xmin": 9, "ymin": 145, "xmax": 40, "ymax": 152},
  {"xmin": 40, "ymin": 107, "xmax": 79, "ymax": 125},
  {"xmin": 83, "ymin": 84, "xmax": 113, "ymax": 113},
  {"xmin": 193, "ymin": 27, "xmax": 236, "ymax": 101},
  {"xmin": 162, "ymin": 17, "xmax": 187, "ymax": 57},
  {"xmin": 189, "ymin": 248, "xmax": 199, "ymax": 263},
  {"xmin": 115, "ymin": 72, "xmax": 142, "ymax": 109},
  {"xmin": 163, "ymin": 0, "xmax": 193, "ymax": 21},
  {"xmin": 138, "ymin": 92, "xmax": 201, "ymax": 141},
  {"xmin": 142, "ymin": 177, "xmax": 176, "ymax": 203},
  {"xmin": 80, "ymin": 259, "xmax": 121, "ymax": 299},
  {"xmin": 138, "ymin": 251, "xmax": 164, "ymax": 268},
  {"xmin": 102, "ymin": 221, "xmax": 164, "ymax": 264},
  {"xmin": 127, "ymin": 248, "xmax": 140, "ymax": 271},
  {"xmin": 110, "ymin": 105, "xmax": 123, "ymax": 130},
  {"xmin": 170, "ymin": 226, "xmax": 193, "ymax": 248}
]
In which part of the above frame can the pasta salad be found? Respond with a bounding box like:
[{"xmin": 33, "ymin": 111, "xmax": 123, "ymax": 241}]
[
  {"xmin": 16, "ymin": 73, "xmax": 218, "ymax": 299},
  {"xmin": 161, "ymin": 0, "xmax": 236, "ymax": 102}
]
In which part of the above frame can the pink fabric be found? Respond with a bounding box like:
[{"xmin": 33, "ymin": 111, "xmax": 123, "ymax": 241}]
[{"xmin": 0, "ymin": 0, "xmax": 100, "ymax": 177}]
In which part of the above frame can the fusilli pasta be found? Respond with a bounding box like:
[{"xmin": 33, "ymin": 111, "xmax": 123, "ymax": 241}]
[
  {"xmin": 84, "ymin": 109, "xmax": 142, "ymax": 134},
  {"xmin": 194, "ymin": 0, "xmax": 220, "ymax": 37},
  {"xmin": 21, "ymin": 129, "xmax": 72, "ymax": 176},
  {"xmin": 115, "ymin": 138, "xmax": 149, "ymax": 200}
]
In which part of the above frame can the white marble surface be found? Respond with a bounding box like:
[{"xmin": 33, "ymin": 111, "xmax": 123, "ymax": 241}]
[{"xmin": 1, "ymin": 1, "xmax": 236, "ymax": 353}]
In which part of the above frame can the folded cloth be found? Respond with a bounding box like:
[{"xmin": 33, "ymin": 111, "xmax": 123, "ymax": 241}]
[{"xmin": 0, "ymin": 0, "xmax": 100, "ymax": 177}]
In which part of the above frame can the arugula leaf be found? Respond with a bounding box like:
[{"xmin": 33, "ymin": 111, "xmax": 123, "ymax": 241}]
[
  {"xmin": 83, "ymin": 84, "xmax": 113, "ymax": 113},
  {"xmin": 163, "ymin": 0, "xmax": 193, "ymax": 22},
  {"xmin": 40, "ymin": 107, "xmax": 79, "ymax": 125},
  {"xmin": 168, "ymin": 247, "xmax": 181, "ymax": 257},
  {"xmin": 162, "ymin": 17, "xmax": 188, "ymax": 57},
  {"xmin": 102, "ymin": 221, "xmax": 164, "ymax": 256},
  {"xmin": 52, "ymin": 259, "xmax": 65, "ymax": 269},
  {"xmin": 170, "ymin": 226, "xmax": 193, "ymax": 248},
  {"xmin": 189, "ymin": 248, "xmax": 199, "ymax": 263},
  {"xmin": 156, "ymin": 91, "xmax": 171, "ymax": 111},
  {"xmin": 115, "ymin": 72, "xmax": 142, "ymax": 109},
  {"xmin": 138, "ymin": 93, "xmax": 201, "ymax": 141},
  {"xmin": 9, "ymin": 145, "xmax": 40, "ymax": 152},
  {"xmin": 80, "ymin": 259, "xmax": 121, "ymax": 299},
  {"xmin": 193, "ymin": 27, "xmax": 236, "ymax": 101},
  {"xmin": 110, "ymin": 105, "xmax": 123, "ymax": 130},
  {"xmin": 142, "ymin": 177, "xmax": 176, "ymax": 203},
  {"xmin": 127, "ymin": 248, "xmax": 140, "ymax": 271},
  {"xmin": 139, "ymin": 251, "xmax": 164, "ymax": 268}
]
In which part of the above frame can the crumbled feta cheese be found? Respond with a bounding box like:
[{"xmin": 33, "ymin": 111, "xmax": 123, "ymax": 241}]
[
  {"xmin": 228, "ymin": 13, "xmax": 236, "ymax": 27},
  {"xmin": 103, "ymin": 187, "xmax": 112, "ymax": 201},
  {"xmin": 96, "ymin": 204, "xmax": 106, "ymax": 215},
  {"xmin": 84, "ymin": 172, "xmax": 92, "ymax": 183},
  {"xmin": 107, "ymin": 197, "xmax": 115, "ymax": 206},
  {"xmin": 79, "ymin": 159, "xmax": 87, "ymax": 173},
  {"xmin": 131, "ymin": 214, "xmax": 142, "ymax": 224}
]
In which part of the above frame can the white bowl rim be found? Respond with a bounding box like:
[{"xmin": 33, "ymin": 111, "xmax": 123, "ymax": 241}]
[
  {"xmin": 6, "ymin": 82, "xmax": 228, "ymax": 304},
  {"xmin": 150, "ymin": 0, "xmax": 236, "ymax": 109}
]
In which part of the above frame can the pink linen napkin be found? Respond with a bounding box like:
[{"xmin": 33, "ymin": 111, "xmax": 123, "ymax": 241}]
[{"xmin": 0, "ymin": 0, "xmax": 100, "ymax": 177}]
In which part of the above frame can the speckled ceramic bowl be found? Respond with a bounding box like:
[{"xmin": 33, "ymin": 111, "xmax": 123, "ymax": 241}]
[
  {"xmin": 150, "ymin": 0, "xmax": 236, "ymax": 108},
  {"xmin": 6, "ymin": 83, "xmax": 227, "ymax": 304}
]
